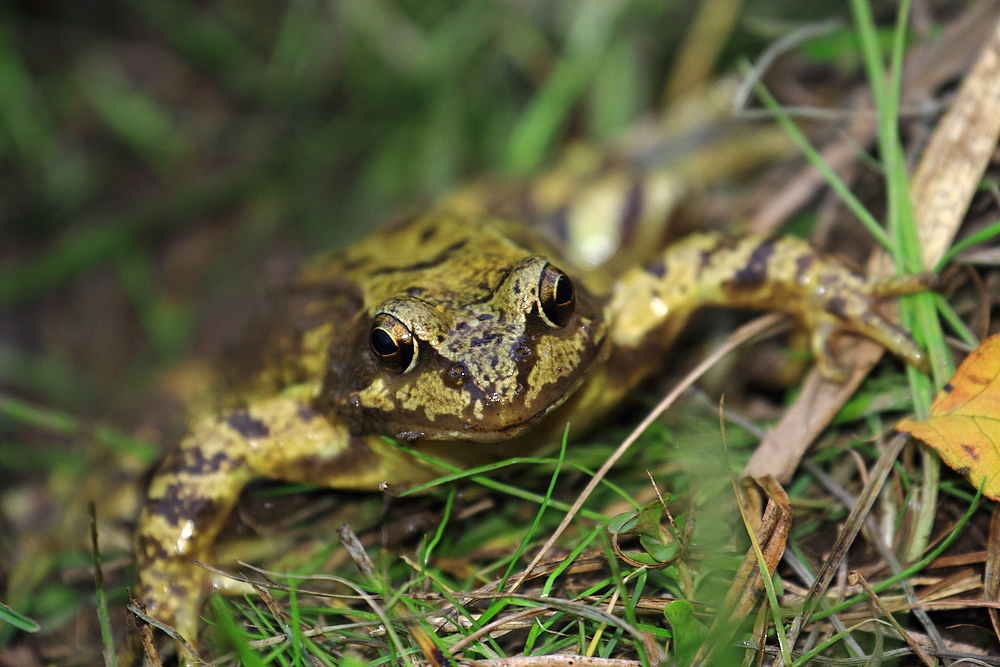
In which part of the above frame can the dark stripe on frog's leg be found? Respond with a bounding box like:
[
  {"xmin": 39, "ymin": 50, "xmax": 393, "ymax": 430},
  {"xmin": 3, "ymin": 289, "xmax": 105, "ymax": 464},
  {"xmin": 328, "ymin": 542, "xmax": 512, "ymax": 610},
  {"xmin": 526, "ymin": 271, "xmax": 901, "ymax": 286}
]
[
  {"xmin": 226, "ymin": 410, "xmax": 270, "ymax": 438},
  {"xmin": 604, "ymin": 232, "xmax": 927, "ymax": 385},
  {"xmin": 619, "ymin": 178, "xmax": 644, "ymax": 245},
  {"xmin": 730, "ymin": 237, "xmax": 776, "ymax": 287}
]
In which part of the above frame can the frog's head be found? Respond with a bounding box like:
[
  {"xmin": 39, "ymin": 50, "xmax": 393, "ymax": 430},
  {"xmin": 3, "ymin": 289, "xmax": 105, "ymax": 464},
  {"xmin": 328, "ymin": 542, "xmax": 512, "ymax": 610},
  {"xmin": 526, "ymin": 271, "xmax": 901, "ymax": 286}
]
[{"xmin": 325, "ymin": 248, "xmax": 607, "ymax": 443}]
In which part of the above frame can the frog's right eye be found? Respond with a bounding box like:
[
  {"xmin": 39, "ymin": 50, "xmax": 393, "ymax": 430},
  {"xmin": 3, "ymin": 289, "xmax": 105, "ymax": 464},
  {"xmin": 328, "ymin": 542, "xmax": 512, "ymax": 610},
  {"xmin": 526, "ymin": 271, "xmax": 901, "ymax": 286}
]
[
  {"xmin": 537, "ymin": 265, "xmax": 575, "ymax": 328},
  {"xmin": 370, "ymin": 313, "xmax": 418, "ymax": 374}
]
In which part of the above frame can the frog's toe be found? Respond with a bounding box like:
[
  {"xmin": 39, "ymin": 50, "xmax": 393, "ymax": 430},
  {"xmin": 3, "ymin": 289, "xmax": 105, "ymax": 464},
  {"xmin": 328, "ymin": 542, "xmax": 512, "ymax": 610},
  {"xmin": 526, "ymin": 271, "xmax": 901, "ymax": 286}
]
[
  {"xmin": 810, "ymin": 323, "xmax": 850, "ymax": 382},
  {"xmin": 867, "ymin": 272, "xmax": 939, "ymax": 298},
  {"xmin": 209, "ymin": 571, "xmax": 255, "ymax": 596},
  {"xmin": 836, "ymin": 303, "xmax": 928, "ymax": 372},
  {"xmin": 865, "ymin": 321, "xmax": 928, "ymax": 372}
]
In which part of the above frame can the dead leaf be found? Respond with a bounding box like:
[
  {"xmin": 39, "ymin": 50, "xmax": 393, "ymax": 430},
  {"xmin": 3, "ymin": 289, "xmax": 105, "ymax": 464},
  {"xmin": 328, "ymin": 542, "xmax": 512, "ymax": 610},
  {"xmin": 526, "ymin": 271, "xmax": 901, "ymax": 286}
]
[{"xmin": 897, "ymin": 333, "xmax": 1000, "ymax": 500}]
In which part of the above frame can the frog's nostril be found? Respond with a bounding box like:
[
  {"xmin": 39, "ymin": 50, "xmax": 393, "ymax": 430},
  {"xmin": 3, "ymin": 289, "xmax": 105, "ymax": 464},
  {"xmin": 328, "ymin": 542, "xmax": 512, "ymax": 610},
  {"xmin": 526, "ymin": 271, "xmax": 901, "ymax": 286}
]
[{"xmin": 443, "ymin": 362, "xmax": 468, "ymax": 388}]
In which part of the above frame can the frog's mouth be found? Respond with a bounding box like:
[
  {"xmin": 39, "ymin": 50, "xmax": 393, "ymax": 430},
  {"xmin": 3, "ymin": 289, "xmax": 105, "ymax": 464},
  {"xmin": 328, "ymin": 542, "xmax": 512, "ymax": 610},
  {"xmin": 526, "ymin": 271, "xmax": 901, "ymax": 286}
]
[
  {"xmin": 490, "ymin": 384, "xmax": 582, "ymax": 438},
  {"xmin": 388, "ymin": 375, "xmax": 586, "ymax": 443}
]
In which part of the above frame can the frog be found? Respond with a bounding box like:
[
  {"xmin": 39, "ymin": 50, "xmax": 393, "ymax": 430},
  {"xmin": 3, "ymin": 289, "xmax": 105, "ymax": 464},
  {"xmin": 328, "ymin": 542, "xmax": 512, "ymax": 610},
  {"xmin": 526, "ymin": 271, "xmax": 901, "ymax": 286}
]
[{"xmin": 135, "ymin": 210, "xmax": 929, "ymax": 649}]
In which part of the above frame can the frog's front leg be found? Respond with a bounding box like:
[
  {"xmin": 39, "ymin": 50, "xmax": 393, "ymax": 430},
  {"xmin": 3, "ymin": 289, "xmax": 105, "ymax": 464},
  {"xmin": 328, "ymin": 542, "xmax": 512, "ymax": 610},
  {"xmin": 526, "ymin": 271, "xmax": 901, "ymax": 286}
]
[
  {"xmin": 135, "ymin": 389, "xmax": 438, "ymax": 646},
  {"xmin": 607, "ymin": 232, "xmax": 929, "ymax": 383}
]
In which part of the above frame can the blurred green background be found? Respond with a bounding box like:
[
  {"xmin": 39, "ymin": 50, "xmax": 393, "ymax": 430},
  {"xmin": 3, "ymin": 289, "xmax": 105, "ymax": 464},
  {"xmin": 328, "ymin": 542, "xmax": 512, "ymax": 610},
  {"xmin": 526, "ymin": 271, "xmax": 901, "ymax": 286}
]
[
  {"xmin": 1, "ymin": 0, "xmax": 696, "ymax": 414},
  {"xmin": 0, "ymin": 0, "xmax": 877, "ymax": 417}
]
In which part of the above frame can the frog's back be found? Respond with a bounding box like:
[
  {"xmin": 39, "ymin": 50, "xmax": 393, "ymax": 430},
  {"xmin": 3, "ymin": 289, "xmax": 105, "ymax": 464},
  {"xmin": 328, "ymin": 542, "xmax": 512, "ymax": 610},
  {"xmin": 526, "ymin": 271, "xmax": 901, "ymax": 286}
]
[{"xmin": 301, "ymin": 212, "xmax": 596, "ymax": 303}]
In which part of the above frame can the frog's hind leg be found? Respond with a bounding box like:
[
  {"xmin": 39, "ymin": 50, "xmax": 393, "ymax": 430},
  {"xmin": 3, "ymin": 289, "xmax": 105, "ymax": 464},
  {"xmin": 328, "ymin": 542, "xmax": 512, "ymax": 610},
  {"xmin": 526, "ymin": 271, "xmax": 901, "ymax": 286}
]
[{"xmin": 607, "ymin": 232, "xmax": 930, "ymax": 383}]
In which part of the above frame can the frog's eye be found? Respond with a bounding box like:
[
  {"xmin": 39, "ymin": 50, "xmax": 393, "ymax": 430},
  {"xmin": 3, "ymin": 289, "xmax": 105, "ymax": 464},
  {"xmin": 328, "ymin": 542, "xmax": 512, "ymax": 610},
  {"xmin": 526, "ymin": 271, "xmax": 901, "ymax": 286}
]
[
  {"xmin": 370, "ymin": 313, "xmax": 418, "ymax": 373},
  {"xmin": 537, "ymin": 265, "xmax": 575, "ymax": 328}
]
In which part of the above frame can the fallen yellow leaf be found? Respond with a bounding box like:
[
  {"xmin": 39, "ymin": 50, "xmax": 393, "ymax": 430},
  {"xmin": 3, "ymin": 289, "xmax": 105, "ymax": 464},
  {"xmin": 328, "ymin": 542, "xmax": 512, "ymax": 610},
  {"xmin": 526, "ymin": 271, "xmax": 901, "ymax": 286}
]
[{"xmin": 897, "ymin": 334, "xmax": 1000, "ymax": 501}]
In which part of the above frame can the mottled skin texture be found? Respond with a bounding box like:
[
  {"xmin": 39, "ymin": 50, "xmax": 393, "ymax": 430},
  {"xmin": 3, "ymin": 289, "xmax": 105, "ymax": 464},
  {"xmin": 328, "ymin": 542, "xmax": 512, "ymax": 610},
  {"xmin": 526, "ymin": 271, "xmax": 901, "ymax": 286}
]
[{"xmin": 135, "ymin": 212, "xmax": 928, "ymax": 647}]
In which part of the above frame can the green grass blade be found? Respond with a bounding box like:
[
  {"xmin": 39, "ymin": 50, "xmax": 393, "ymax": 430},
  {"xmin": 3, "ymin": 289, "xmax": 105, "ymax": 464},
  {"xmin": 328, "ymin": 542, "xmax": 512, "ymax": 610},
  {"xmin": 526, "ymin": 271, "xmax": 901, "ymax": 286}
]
[
  {"xmin": 747, "ymin": 75, "xmax": 892, "ymax": 250},
  {"xmin": 0, "ymin": 602, "xmax": 39, "ymax": 634}
]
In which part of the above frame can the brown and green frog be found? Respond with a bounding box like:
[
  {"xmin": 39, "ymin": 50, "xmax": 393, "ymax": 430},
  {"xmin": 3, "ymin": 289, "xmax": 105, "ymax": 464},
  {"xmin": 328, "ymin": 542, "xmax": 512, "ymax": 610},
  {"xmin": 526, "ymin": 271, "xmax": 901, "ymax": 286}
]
[{"xmin": 135, "ymin": 209, "xmax": 929, "ymax": 647}]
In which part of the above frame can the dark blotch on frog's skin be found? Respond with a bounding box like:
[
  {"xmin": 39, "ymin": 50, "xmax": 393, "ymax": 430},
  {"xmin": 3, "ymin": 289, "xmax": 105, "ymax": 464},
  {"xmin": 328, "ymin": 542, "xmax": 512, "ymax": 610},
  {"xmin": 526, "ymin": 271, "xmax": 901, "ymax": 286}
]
[
  {"xmin": 732, "ymin": 239, "xmax": 776, "ymax": 287},
  {"xmin": 166, "ymin": 447, "xmax": 235, "ymax": 476},
  {"xmin": 443, "ymin": 363, "xmax": 468, "ymax": 389},
  {"xmin": 795, "ymin": 254, "xmax": 814, "ymax": 282},
  {"xmin": 824, "ymin": 296, "xmax": 848, "ymax": 319},
  {"xmin": 137, "ymin": 533, "xmax": 171, "ymax": 561},
  {"xmin": 698, "ymin": 235, "xmax": 740, "ymax": 272},
  {"xmin": 167, "ymin": 580, "xmax": 189, "ymax": 599},
  {"xmin": 420, "ymin": 225, "xmax": 437, "ymax": 244},
  {"xmin": 644, "ymin": 258, "xmax": 667, "ymax": 279},
  {"xmin": 227, "ymin": 410, "xmax": 271, "ymax": 439},
  {"xmin": 146, "ymin": 484, "xmax": 224, "ymax": 526},
  {"xmin": 297, "ymin": 403, "xmax": 321, "ymax": 423},
  {"xmin": 372, "ymin": 239, "xmax": 468, "ymax": 275},
  {"xmin": 620, "ymin": 179, "xmax": 643, "ymax": 243},
  {"xmin": 698, "ymin": 250, "xmax": 712, "ymax": 270},
  {"xmin": 943, "ymin": 382, "xmax": 954, "ymax": 393},
  {"xmin": 471, "ymin": 332, "xmax": 502, "ymax": 348}
]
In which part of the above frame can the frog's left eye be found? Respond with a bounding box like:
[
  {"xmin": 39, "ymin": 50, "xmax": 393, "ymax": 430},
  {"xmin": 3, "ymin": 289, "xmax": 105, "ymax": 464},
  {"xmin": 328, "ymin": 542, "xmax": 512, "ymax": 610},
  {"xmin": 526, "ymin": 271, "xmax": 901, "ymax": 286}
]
[
  {"xmin": 370, "ymin": 313, "xmax": 418, "ymax": 373},
  {"xmin": 537, "ymin": 265, "xmax": 575, "ymax": 328}
]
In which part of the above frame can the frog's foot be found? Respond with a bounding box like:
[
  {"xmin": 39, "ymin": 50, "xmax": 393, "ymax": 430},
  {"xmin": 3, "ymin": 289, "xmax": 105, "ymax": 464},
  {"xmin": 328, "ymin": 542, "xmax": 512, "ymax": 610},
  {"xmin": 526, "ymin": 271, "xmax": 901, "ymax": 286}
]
[
  {"xmin": 805, "ymin": 273, "xmax": 930, "ymax": 382},
  {"xmin": 136, "ymin": 546, "xmax": 265, "ymax": 667},
  {"xmin": 135, "ymin": 571, "xmax": 206, "ymax": 657}
]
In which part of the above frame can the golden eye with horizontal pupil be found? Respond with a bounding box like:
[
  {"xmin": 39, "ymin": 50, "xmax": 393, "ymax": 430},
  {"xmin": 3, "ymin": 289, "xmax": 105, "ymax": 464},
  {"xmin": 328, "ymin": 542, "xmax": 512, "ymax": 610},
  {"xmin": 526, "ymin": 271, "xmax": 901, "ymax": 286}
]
[
  {"xmin": 537, "ymin": 265, "xmax": 575, "ymax": 328},
  {"xmin": 370, "ymin": 313, "xmax": 417, "ymax": 373}
]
